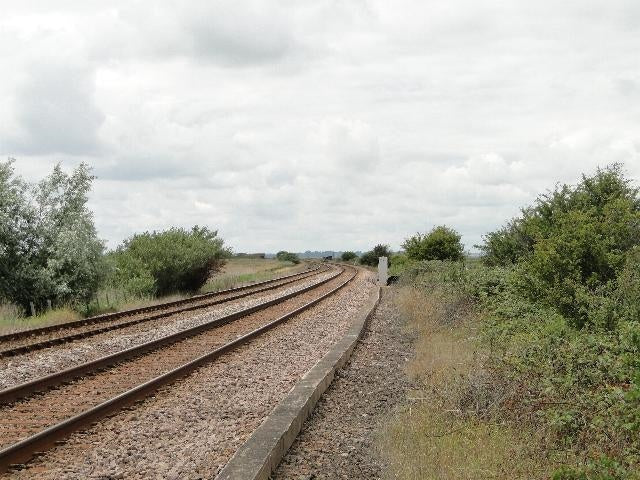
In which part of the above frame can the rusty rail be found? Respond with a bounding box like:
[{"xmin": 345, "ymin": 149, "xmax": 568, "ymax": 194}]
[
  {"xmin": 0, "ymin": 267, "xmax": 342, "ymax": 405},
  {"xmin": 0, "ymin": 266, "xmax": 356, "ymax": 473},
  {"xmin": 0, "ymin": 265, "xmax": 319, "ymax": 344},
  {"xmin": 0, "ymin": 266, "xmax": 325, "ymax": 358}
]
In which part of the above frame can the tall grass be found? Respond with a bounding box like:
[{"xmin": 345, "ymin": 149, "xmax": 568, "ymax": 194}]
[
  {"xmin": 202, "ymin": 260, "xmax": 303, "ymax": 293},
  {"xmin": 378, "ymin": 285, "xmax": 549, "ymax": 479},
  {"xmin": 0, "ymin": 304, "xmax": 81, "ymax": 335}
]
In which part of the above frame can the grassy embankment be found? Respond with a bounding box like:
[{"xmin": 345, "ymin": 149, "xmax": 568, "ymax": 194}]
[
  {"xmin": 201, "ymin": 257, "xmax": 305, "ymax": 293},
  {"xmin": 381, "ymin": 166, "xmax": 640, "ymax": 479},
  {"xmin": 380, "ymin": 261, "xmax": 548, "ymax": 479},
  {"xmin": 381, "ymin": 262, "xmax": 640, "ymax": 479},
  {"xmin": 0, "ymin": 257, "xmax": 304, "ymax": 335}
]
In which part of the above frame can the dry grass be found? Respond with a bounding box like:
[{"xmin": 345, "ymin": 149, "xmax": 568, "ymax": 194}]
[
  {"xmin": 202, "ymin": 257, "xmax": 306, "ymax": 293},
  {"xmin": 0, "ymin": 305, "xmax": 81, "ymax": 335},
  {"xmin": 378, "ymin": 287, "xmax": 549, "ymax": 480},
  {"xmin": 0, "ymin": 259, "xmax": 305, "ymax": 335},
  {"xmin": 112, "ymin": 293, "xmax": 187, "ymax": 311},
  {"xmin": 381, "ymin": 407, "xmax": 546, "ymax": 480}
]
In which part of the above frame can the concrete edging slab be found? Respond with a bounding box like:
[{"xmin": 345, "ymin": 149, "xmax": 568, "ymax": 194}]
[{"xmin": 215, "ymin": 284, "xmax": 381, "ymax": 480}]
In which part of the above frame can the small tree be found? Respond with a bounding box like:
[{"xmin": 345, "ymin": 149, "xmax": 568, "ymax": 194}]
[
  {"xmin": 402, "ymin": 226, "xmax": 464, "ymax": 262},
  {"xmin": 341, "ymin": 251, "xmax": 357, "ymax": 262},
  {"xmin": 360, "ymin": 244, "xmax": 392, "ymax": 267},
  {"xmin": 276, "ymin": 251, "xmax": 300, "ymax": 264},
  {"xmin": 0, "ymin": 160, "xmax": 105, "ymax": 312},
  {"xmin": 111, "ymin": 226, "xmax": 230, "ymax": 296}
]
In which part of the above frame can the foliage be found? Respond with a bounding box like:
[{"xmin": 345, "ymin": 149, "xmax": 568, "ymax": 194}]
[
  {"xmin": 479, "ymin": 163, "xmax": 639, "ymax": 266},
  {"xmin": 360, "ymin": 243, "xmax": 392, "ymax": 266},
  {"xmin": 108, "ymin": 226, "xmax": 230, "ymax": 296},
  {"xmin": 340, "ymin": 251, "xmax": 358, "ymax": 262},
  {"xmin": 398, "ymin": 164, "xmax": 640, "ymax": 477},
  {"xmin": 389, "ymin": 253, "xmax": 414, "ymax": 275},
  {"xmin": 402, "ymin": 225, "xmax": 464, "ymax": 262},
  {"xmin": 480, "ymin": 164, "xmax": 640, "ymax": 328},
  {"xmin": 275, "ymin": 250, "xmax": 301, "ymax": 264},
  {"xmin": 0, "ymin": 159, "xmax": 105, "ymax": 313}
]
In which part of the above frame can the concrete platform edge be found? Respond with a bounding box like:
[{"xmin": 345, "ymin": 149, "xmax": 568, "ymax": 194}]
[{"xmin": 215, "ymin": 284, "xmax": 382, "ymax": 480}]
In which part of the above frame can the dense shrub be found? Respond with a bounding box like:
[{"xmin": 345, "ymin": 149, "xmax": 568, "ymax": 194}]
[
  {"xmin": 402, "ymin": 226, "xmax": 464, "ymax": 261},
  {"xmin": 276, "ymin": 251, "xmax": 300, "ymax": 264},
  {"xmin": 480, "ymin": 164, "xmax": 640, "ymax": 328},
  {"xmin": 360, "ymin": 244, "xmax": 392, "ymax": 267},
  {"xmin": 341, "ymin": 251, "xmax": 357, "ymax": 262},
  {"xmin": 0, "ymin": 160, "xmax": 105, "ymax": 313},
  {"xmin": 109, "ymin": 226, "xmax": 230, "ymax": 296},
  {"xmin": 400, "ymin": 164, "xmax": 640, "ymax": 477},
  {"xmin": 479, "ymin": 164, "xmax": 640, "ymax": 270}
]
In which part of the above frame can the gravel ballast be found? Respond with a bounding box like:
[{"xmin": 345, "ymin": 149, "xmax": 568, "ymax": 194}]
[
  {"xmin": 8, "ymin": 269, "xmax": 376, "ymax": 479},
  {"xmin": 0, "ymin": 271, "xmax": 337, "ymax": 391},
  {"xmin": 272, "ymin": 287, "xmax": 413, "ymax": 480}
]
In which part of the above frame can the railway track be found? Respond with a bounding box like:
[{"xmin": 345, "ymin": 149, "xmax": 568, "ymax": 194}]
[
  {"xmin": 0, "ymin": 265, "xmax": 323, "ymax": 359},
  {"xmin": 0, "ymin": 265, "xmax": 356, "ymax": 473}
]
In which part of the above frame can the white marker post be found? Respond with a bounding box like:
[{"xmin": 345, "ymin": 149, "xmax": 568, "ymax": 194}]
[{"xmin": 378, "ymin": 256, "xmax": 388, "ymax": 286}]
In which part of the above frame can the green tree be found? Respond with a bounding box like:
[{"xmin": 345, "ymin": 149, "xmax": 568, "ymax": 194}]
[
  {"xmin": 341, "ymin": 251, "xmax": 357, "ymax": 262},
  {"xmin": 480, "ymin": 164, "xmax": 640, "ymax": 328},
  {"xmin": 276, "ymin": 251, "xmax": 300, "ymax": 264},
  {"xmin": 111, "ymin": 226, "xmax": 230, "ymax": 296},
  {"xmin": 402, "ymin": 226, "xmax": 464, "ymax": 261},
  {"xmin": 360, "ymin": 244, "xmax": 392, "ymax": 267},
  {"xmin": 0, "ymin": 160, "xmax": 105, "ymax": 312}
]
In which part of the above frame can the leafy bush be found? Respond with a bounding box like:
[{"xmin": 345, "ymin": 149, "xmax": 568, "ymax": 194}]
[
  {"xmin": 480, "ymin": 164, "xmax": 640, "ymax": 328},
  {"xmin": 360, "ymin": 244, "xmax": 392, "ymax": 267},
  {"xmin": 275, "ymin": 251, "xmax": 301, "ymax": 264},
  {"xmin": 399, "ymin": 164, "xmax": 640, "ymax": 477},
  {"xmin": 389, "ymin": 253, "xmax": 413, "ymax": 275},
  {"xmin": 109, "ymin": 226, "xmax": 230, "ymax": 296},
  {"xmin": 341, "ymin": 251, "xmax": 358, "ymax": 262},
  {"xmin": 402, "ymin": 226, "xmax": 464, "ymax": 261},
  {"xmin": 0, "ymin": 160, "xmax": 105, "ymax": 313}
]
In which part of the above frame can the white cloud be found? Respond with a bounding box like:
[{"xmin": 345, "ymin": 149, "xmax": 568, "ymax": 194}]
[
  {"xmin": 1, "ymin": 0, "xmax": 639, "ymax": 253},
  {"xmin": 5, "ymin": 62, "xmax": 104, "ymax": 155}
]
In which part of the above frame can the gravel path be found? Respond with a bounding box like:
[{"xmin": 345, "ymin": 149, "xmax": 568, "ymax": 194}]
[
  {"xmin": 7, "ymin": 269, "xmax": 375, "ymax": 479},
  {"xmin": 0, "ymin": 271, "xmax": 337, "ymax": 390},
  {"xmin": 273, "ymin": 287, "xmax": 413, "ymax": 480}
]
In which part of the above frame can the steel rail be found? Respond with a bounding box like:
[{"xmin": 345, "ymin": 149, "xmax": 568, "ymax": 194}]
[
  {"xmin": 0, "ymin": 264, "xmax": 319, "ymax": 344},
  {"xmin": 0, "ymin": 266, "xmax": 356, "ymax": 473},
  {"xmin": 0, "ymin": 267, "xmax": 343, "ymax": 405},
  {"xmin": 0, "ymin": 266, "xmax": 326, "ymax": 358}
]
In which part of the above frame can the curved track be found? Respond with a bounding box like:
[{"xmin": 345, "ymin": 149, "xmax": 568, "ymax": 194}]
[
  {"xmin": 0, "ymin": 265, "xmax": 356, "ymax": 473},
  {"xmin": 0, "ymin": 266, "xmax": 323, "ymax": 358}
]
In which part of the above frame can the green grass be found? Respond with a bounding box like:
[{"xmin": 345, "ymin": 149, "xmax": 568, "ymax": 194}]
[
  {"xmin": 82, "ymin": 289, "xmax": 188, "ymax": 317},
  {"xmin": 0, "ymin": 304, "xmax": 81, "ymax": 335}
]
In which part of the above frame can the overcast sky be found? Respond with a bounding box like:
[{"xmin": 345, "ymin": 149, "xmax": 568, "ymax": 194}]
[{"xmin": 1, "ymin": 1, "xmax": 639, "ymax": 253}]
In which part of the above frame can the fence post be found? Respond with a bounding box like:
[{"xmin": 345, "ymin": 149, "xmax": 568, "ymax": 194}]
[
  {"xmin": 47, "ymin": 299, "xmax": 52, "ymax": 311},
  {"xmin": 29, "ymin": 301, "xmax": 36, "ymax": 317}
]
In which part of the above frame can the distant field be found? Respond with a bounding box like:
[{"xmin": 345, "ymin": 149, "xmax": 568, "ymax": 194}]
[{"xmin": 201, "ymin": 257, "xmax": 307, "ymax": 293}]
